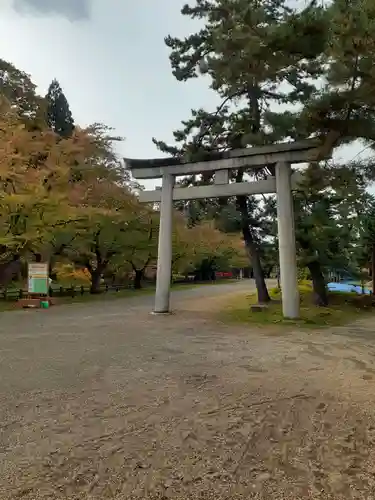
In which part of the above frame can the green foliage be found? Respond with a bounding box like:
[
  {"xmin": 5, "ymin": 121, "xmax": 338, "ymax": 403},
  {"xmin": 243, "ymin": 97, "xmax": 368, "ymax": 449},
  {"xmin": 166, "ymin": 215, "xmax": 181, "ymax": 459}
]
[
  {"xmin": 294, "ymin": 162, "xmax": 370, "ymax": 276},
  {"xmin": 299, "ymin": 0, "xmax": 375, "ymax": 148},
  {"xmin": 357, "ymin": 196, "xmax": 375, "ymax": 270}
]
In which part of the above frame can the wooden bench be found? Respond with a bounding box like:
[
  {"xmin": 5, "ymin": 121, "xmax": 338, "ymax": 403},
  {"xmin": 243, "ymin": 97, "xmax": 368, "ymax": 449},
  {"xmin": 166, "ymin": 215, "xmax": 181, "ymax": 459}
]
[
  {"xmin": 16, "ymin": 298, "xmax": 42, "ymax": 309},
  {"xmin": 15, "ymin": 294, "xmax": 56, "ymax": 309}
]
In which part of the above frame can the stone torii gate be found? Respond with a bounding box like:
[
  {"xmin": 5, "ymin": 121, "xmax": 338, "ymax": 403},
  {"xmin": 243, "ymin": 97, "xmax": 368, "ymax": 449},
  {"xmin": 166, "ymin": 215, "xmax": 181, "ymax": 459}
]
[{"xmin": 125, "ymin": 139, "xmax": 326, "ymax": 319}]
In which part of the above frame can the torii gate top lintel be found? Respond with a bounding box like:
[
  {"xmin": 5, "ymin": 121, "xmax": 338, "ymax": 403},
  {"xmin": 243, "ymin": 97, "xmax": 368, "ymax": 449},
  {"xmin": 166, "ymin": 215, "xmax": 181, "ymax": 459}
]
[
  {"xmin": 125, "ymin": 139, "xmax": 326, "ymax": 203},
  {"xmin": 124, "ymin": 139, "xmax": 323, "ymax": 181}
]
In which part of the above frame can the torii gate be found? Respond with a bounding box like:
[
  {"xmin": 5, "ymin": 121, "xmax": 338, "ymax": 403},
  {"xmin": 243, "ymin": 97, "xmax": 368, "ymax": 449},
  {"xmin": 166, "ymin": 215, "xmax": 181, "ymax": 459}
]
[{"xmin": 125, "ymin": 139, "xmax": 327, "ymax": 319}]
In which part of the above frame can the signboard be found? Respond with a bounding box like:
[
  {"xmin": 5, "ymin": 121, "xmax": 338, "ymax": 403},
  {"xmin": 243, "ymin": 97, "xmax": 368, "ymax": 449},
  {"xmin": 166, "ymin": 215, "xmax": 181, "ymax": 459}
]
[{"xmin": 28, "ymin": 262, "xmax": 49, "ymax": 295}]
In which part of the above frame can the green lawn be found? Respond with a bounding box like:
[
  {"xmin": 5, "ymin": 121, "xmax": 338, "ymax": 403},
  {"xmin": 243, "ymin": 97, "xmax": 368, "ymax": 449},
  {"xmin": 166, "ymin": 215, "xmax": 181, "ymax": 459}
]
[{"xmin": 219, "ymin": 284, "xmax": 375, "ymax": 329}]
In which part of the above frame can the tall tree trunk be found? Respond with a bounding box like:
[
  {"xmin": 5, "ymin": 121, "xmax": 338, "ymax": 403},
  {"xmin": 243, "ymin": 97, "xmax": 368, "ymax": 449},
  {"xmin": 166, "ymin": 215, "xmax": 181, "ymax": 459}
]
[
  {"xmin": 307, "ymin": 260, "xmax": 328, "ymax": 306},
  {"xmin": 237, "ymin": 195, "xmax": 270, "ymax": 303},
  {"xmin": 244, "ymin": 230, "xmax": 271, "ymax": 303},
  {"xmin": 372, "ymin": 243, "xmax": 375, "ymax": 295},
  {"xmin": 90, "ymin": 263, "xmax": 107, "ymax": 294},
  {"xmin": 133, "ymin": 269, "xmax": 144, "ymax": 290},
  {"xmin": 297, "ymin": 233, "xmax": 328, "ymax": 306}
]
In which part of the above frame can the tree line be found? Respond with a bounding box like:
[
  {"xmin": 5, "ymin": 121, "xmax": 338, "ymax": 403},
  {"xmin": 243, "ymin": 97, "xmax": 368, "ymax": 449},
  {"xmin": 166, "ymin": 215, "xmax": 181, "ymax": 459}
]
[{"xmin": 0, "ymin": 60, "xmax": 247, "ymax": 293}]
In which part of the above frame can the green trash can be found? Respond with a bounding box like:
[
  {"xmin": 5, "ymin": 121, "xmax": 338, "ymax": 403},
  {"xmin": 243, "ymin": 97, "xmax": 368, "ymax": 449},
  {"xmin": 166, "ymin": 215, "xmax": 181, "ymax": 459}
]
[{"xmin": 40, "ymin": 300, "xmax": 49, "ymax": 309}]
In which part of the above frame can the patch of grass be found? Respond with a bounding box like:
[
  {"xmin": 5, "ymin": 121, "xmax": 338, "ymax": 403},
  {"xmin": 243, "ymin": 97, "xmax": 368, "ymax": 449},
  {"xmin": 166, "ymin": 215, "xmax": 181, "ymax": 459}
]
[{"xmin": 220, "ymin": 283, "xmax": 375, "ymax": 329}]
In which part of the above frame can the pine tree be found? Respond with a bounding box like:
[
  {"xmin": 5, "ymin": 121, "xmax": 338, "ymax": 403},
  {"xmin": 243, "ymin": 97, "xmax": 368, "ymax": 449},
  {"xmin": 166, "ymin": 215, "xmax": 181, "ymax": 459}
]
[
  {"xmin": 46, "ymin": 79, "xmax": 75, "ymax": 138},
  {"xmin": 293, "ymin": 162, "xmax": 369, "ymax": 304},
  {"xmin": 301, "ymin": 0, "xmax": 375, "ymax": 152},
  {"xmin": 154, "ymin": 0, "xmax": 328, "ymax": 303}
]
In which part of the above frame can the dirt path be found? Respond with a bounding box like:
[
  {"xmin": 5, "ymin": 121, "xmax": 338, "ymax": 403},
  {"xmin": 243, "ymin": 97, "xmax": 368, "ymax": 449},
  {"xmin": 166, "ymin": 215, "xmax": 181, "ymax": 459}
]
[{"xmin": 1, "ymin": 281, "xmax": 375, "ymax": 499}]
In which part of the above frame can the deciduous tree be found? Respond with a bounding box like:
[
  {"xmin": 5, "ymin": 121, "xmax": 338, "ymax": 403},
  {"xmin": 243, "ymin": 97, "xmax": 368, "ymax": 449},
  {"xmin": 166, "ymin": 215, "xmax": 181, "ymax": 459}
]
[
  {"xmin": 65, "ymin": 180, "xmax": 139, "ymax": 293},
  {"xmin": 0, "ymin": 59, "xmax": 43, "ymax": 121},
  {"xmin": 122, "ymin": 208, "xmax": 159, "ymax": 289},
  {"xmin": 0, "ymin": 100, "xmax": 84, "ymax": 285}
]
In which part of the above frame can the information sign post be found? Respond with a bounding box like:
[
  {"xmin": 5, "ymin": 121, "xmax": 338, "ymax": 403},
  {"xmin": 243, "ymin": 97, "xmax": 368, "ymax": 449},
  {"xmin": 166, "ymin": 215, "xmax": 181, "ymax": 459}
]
[{"xmin": 28, "ymin": 263, "xmax": 49, "ymax": 295}]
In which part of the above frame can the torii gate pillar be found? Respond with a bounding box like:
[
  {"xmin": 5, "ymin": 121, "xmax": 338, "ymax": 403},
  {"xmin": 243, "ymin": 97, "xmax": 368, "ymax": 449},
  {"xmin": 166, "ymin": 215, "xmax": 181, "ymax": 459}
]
[
  {"xmin": 154, "ymin": 173, "xmax": 174, "ymax": 313},
  {"xmin": 275, "ymin": 162, "xmax": 299, "ymax": 318}
]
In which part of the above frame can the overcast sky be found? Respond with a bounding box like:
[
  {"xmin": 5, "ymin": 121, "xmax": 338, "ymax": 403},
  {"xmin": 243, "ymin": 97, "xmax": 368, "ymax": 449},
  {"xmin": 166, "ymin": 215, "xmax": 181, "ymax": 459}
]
[{"xmin": 0, "ymin": 0, "xmax": 368, "ymax": 190}]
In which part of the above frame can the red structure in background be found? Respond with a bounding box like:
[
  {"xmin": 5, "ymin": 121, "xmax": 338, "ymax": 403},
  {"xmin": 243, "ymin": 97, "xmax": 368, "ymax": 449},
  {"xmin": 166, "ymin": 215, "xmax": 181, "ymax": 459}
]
[{"xmin": 215, "ymin": 271, "xmax": 233, "ymax": 279}]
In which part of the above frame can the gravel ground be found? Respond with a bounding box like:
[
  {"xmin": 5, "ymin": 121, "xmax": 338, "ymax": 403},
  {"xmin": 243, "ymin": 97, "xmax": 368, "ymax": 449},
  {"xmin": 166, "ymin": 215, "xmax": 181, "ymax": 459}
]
[{"xmin": 1, "ymin": 281, "xmax": 375, "ymax": 499}]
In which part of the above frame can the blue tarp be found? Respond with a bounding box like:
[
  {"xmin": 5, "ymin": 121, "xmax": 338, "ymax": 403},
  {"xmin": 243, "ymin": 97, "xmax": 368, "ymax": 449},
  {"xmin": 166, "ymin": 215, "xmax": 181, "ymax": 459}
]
[{"xmin": 327, "ymin": 282, "xmax": 371, "ymax": 295}]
